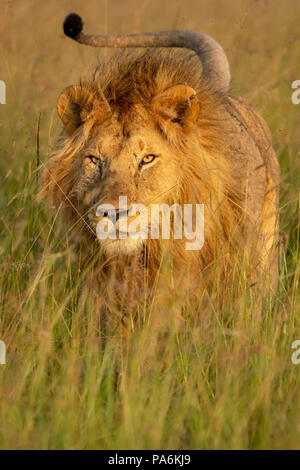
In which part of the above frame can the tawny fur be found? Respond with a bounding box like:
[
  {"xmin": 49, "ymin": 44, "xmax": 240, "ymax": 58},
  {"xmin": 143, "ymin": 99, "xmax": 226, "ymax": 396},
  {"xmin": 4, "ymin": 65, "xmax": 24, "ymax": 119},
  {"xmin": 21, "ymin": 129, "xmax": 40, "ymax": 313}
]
[{"xmin": 40, "ymin": 49, "xmax": 280, "ymax": 308}]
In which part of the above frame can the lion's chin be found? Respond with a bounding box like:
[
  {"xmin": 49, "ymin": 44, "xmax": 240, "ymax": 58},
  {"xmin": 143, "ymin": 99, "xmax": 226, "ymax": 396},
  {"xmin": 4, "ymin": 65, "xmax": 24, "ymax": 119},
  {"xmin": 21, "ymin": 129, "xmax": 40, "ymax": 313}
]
[{"xmin": 99, "ymin": 237, "xmax": 143, "ymax": 256}]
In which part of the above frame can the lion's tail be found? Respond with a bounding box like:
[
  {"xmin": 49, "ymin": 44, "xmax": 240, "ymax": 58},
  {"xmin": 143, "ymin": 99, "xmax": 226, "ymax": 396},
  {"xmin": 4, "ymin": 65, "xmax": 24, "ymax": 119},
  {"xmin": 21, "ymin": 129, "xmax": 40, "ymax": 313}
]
[{"xmin": 63, "ymin": 13, "xmax": 231, "ymax": 95}]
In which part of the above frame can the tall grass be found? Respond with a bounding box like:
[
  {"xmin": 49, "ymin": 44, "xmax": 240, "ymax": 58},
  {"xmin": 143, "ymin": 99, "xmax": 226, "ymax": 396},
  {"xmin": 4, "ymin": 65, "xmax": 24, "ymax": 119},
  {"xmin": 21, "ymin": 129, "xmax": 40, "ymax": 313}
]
[{"xmin": 0, "ymin": 0, "xmax": 300, "ymax": 449}]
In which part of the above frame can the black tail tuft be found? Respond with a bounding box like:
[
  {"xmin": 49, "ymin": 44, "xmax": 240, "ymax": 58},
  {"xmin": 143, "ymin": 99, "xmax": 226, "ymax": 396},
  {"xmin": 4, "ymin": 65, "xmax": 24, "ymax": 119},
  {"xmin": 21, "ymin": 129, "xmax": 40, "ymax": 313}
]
[{"xmin": 63, "ymin": 13, "xmax": 83, "ymax": 39}]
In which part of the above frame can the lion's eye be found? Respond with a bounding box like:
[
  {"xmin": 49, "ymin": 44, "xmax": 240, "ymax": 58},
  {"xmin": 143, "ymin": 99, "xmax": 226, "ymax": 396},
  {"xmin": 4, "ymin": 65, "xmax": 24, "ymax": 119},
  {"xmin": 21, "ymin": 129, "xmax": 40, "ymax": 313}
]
[
  {"xmin": 86, "ymin": 155, "xmax": 99, "ymax": 165},
  {"xmin": 140, "ymin": 154, "xmax": 157, "ymax": 166}
]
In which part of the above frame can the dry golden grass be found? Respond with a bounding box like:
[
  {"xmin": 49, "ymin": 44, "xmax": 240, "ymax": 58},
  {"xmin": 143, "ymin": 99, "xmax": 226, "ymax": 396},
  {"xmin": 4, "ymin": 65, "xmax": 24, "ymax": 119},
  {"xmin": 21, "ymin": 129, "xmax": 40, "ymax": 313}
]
[{"xmin": 0, "ymin": 0, "xmax": 300, "ymax": 449}]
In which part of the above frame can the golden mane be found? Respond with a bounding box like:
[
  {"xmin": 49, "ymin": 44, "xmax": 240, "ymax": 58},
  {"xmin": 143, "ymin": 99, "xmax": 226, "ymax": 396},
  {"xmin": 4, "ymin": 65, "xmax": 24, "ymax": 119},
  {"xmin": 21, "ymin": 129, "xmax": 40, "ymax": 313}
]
[{"xmin": 41, "ymin": 47, "xmax": 279, "ymax": 306}]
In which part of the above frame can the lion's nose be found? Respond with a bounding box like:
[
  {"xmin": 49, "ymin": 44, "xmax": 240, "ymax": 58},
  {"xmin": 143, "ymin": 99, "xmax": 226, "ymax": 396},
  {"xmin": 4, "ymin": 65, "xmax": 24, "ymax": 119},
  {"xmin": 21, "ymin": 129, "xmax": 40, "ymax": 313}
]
[{"xmin": 102, "ymin": 208, "xmax": 128, "ymax": 221}]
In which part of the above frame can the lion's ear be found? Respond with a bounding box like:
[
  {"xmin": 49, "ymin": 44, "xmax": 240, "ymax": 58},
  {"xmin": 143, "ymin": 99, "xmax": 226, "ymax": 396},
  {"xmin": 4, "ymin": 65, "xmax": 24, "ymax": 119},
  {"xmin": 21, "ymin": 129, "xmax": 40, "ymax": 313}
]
[
  {"xmin": 152, "ymin": 85, "xmax": 200, "ymax": 132},
  {"xmin": 57, "ymin": 85, "xmax": 111, "ymax": 136}
]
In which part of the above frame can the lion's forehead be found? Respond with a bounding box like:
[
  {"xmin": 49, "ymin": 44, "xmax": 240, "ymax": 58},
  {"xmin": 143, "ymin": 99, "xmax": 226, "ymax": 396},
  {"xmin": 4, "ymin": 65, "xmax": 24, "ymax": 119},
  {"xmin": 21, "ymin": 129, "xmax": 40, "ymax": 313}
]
[{"xmin": 89, "ymin": 111, "xmax": 160, "ymax": 158}]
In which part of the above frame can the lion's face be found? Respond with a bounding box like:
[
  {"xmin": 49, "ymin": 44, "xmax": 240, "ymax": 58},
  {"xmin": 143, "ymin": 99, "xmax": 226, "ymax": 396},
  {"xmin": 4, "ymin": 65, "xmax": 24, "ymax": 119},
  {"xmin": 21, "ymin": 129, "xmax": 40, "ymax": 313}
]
[
  {"xmin": 73, "ymin": 106, "xmax": 181, "ymax": 254},
  {"xmin": 46, "ymin": 83, "xmax": 201, "ymax": 255}
]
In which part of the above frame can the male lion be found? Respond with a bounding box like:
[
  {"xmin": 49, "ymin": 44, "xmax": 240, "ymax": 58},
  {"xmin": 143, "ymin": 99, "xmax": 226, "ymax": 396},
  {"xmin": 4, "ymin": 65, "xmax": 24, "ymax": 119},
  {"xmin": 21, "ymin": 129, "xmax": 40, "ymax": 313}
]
[{"xmin": 41, "ymin": 14, "xmax": 280, "ymax": 309}]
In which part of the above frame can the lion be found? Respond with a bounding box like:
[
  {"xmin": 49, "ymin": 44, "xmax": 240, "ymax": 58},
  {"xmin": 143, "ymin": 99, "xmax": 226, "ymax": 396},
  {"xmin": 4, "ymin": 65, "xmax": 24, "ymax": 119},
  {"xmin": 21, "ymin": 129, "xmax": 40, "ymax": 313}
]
[{"xmin": 40, "ymin": 14, "xmax": 280, "ymax": 309}]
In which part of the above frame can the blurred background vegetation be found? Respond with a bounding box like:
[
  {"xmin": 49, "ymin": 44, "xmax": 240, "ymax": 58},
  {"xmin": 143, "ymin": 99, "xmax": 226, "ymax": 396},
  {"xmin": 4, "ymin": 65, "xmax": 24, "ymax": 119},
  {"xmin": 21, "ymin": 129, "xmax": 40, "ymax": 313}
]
[{"xmin": 0, "ymin": 0, "xmax": 299, "ymax": 449}]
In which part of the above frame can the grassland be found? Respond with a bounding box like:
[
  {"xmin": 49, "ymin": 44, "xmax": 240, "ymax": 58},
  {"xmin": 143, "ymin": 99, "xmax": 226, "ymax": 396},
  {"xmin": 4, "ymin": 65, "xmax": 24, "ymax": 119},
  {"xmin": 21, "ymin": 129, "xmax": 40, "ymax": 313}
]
[{"xmin": 0, "ymin": 0, "xmax": 300, "ymax": 449}]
